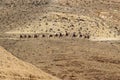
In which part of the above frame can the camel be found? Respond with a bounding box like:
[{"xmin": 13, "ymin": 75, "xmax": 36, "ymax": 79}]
[
  {"xmin": 72, "ymin": 32, "xmax": 77, "ymax": 37},
  {"xmin": 84, "ymin": 34, "xmax": 90, "ymax": 39},
  {"xmin": 55, "ymin": 33, "xmax": 59, "ymax": 37},
  {"xmin": 59, "ymin": 33, "xmax": 63, "ymax": 37},
  {"xmin": 49, "ymin": 34, "xmax": 53, "ymax": 37},
  {"xmin": 20, "ymin": 35, "xmax": 23, "ymax": 38},
  {"xmin": 24, "ymin": 35, "xmax": 27, "ymax": 38},
  {"xmin": 34, "ymin": 34, "xmax": 38, "ymax": 38},
  {"xmin": 65, "ymin": 32, "xmax": 69, "ymax": 36},
  {"xmin": 28, "ymin": 35, "xmax": 32, "ymax": 38},
  {"xmin": 79, "ymin": 34, "xmax": 83, "ymax": 38},
  {"xmin": 42, "ymin": 34, "xmax": 45, "ymax": 37}
]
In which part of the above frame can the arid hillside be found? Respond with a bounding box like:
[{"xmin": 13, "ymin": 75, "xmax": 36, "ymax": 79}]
[
  {"xmin": 0, "ymin": 0, "xmax": 120, "ymax": 80},
  {"xmin": 0, "ymin": 38, "xmax": 120, "ymax": 80},
  {"xmin": 0, "ymin": 46, "xmax": 60, "ymax": 80},
  {"xmin": 0, "ymin": 0, "xmax": 119, "ymax": 40}
]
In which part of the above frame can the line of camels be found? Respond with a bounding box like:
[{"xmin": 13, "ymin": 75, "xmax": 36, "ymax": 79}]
[{"xmin": 19, "ymin": 32, "xmax": 90, "ymax": 39}]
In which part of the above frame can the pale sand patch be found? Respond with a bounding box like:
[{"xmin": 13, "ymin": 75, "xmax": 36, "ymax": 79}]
[
  {"xmin": 5, "ymin": 32, "xmax": 39, "ymax": 34},
  {"xmin": 90, "ymin": 37, "xmax": 120, "ymax": 41}
]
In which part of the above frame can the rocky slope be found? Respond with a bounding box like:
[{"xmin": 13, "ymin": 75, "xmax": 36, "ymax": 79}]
[
  {"xmin": 0, "ymin": 46, "xmax": 60, "ymax": 80},
  {"xmin": 0, "ymin": 0, "xmax": 120, "ymax": 40},
  {"xmin": 6, "ymin": 12, "xmax": 120, "ymax": 39}
]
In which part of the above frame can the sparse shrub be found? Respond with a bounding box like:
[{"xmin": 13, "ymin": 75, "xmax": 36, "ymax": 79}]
[{"xmin": 46, "ymin": 22, "xmax": 48, "ymax": 25}]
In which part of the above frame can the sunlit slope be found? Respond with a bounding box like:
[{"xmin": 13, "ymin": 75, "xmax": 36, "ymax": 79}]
[
  {"xmin": 0, "ymin": 0, "xmax": 119, "ymax": 40},
  {"xmin": 0, "ymin": 46, "xmax": 60, "ymax": 80},
  {"xmin": 1, "ymin": 38, "xmax": 120, "ymax": 80},
  {"xmin": 6, "ymin": 12, "xmax": 120, "ymax": 40}
]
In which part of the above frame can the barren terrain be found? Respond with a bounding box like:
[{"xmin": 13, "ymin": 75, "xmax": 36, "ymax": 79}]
[
  {"xmin": 0, "ymin": 38, "xmax": 120, "ymax": 80},
  {"xmin": 0, "ymin": 46, "xmax": 60, "ymax": 80},
  {"xmin": 0, "ymin": 0, "xmax": 120, "ymax": 80},
  {"xmin": 0, "ymin": 0, "xmax": 120, "ymax": 40}
]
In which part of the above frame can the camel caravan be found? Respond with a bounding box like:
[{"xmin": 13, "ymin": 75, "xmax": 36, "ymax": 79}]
[{"xmin": 19, "ymin": 32, "xmax": 90, "ymax": 39}]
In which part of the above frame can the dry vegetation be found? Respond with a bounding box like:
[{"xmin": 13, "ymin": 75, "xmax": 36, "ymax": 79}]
[
  {"xmin": 0, "ymin": 46, "xmax": 60, "ymax": 80},
  {"xmin": 0, "ymin": 0, "xmax": 120, "ymax": 40},
  {"xmin": 0, "ymin": 38, "xmax": 120, "ymax": 80},
  {"xmin": 0, "ymin": 0, "xmax": 120, "ymax": 80}
]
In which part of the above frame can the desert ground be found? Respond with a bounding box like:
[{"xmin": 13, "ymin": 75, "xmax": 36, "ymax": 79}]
[
  {"xmin": 0, "ymin": 38, "xmax": 120, "ymax": 80},
  {"xmin": 0, "ymin": 0, "xmax": 120, "ymax": 80},
  {"xmin": 0, "ymin": 46, "xmax": 60, "ymax": 80}
]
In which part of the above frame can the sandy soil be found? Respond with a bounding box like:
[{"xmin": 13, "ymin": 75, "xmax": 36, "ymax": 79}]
[
  {"xmin": 0, "ymin": 38, "xmax": 120, "ymax": 80},
  {"xmin": 0, "ymin": 0, "xmax": 120, "ymax": 80},
  {"xmin": 90, "ymin": 37, "xmax": 120, "ymax": 41},
  {"xmin": 0, "ymin": 46, "xmax": 60, "ymax": 80},
  {"xmin": 0, "ymin": 0, "xmax": 120, "ymax": 39}
]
